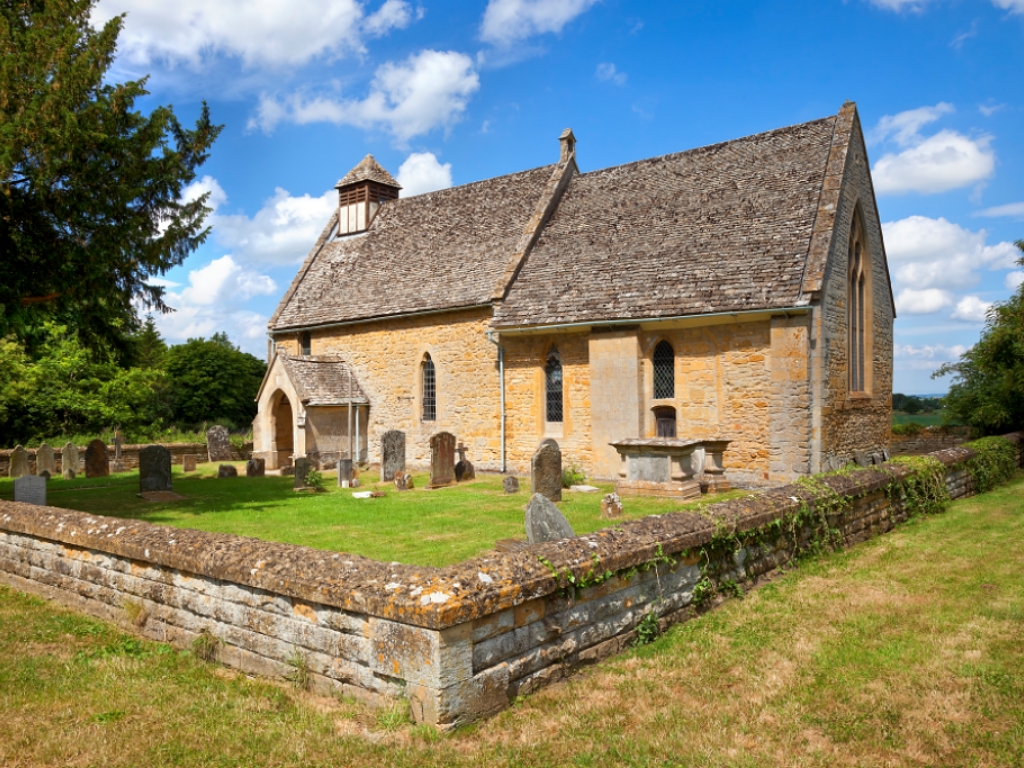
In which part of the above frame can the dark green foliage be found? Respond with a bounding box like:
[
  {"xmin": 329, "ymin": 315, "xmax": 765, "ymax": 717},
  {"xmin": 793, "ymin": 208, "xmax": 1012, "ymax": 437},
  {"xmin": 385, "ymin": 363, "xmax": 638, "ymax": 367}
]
[
  {"xmin": 892, "ymin": 393, "xmax": 943, "ymax": 414},
  {"xmin": 891, "ymin": 422, "xmax": 924, "ymax": 436},
  {"xmin": 163, "ymin": 333, "xmax": 266, "ymax": 426},
  {"xmin": 963, "ymin": 436, "xmax": 1018, "ymax": 494},
  {"xmin": 935, "ymin": 242, "xmax": 1024, "ymax": 434},
  {"xmin": 0, "ymin": 0, "xmax": 221, "ymax": 354}
]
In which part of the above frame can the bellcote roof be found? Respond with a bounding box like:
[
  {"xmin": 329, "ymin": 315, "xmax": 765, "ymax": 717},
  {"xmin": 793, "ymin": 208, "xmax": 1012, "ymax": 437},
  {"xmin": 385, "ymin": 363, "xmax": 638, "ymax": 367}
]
[{"xmin": 335, "ymin": 154, "xmax": 401, "ymax": 190}]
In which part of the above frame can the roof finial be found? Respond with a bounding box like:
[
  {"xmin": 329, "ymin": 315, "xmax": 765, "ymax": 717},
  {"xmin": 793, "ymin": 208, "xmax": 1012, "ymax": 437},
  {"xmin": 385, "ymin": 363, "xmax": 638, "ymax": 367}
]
[{"xmin": 559, "ymin": 128, "xmax": 576, "ymax": 163}]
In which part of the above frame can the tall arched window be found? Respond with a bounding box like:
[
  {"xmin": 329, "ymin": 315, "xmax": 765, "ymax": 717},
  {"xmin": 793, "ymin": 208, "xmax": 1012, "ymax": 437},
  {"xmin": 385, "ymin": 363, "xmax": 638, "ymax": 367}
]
[
  {"xmin": 653, "ymin": 340, "xmax": 675, "ymax": 399},
  {"xmin": 299, "ymin": 332, "xmax": 311, "ymax": 356},
  {"xmin": 545, "ymin": 348, "xmax": 563, "ymax": 423},
  {"xmin": 848, "ymin": 214, "xmax": 869, "ymax": 393},
  {"xmin": 421, "ymin": 354, "xmax": 436, "ymax": 421}
]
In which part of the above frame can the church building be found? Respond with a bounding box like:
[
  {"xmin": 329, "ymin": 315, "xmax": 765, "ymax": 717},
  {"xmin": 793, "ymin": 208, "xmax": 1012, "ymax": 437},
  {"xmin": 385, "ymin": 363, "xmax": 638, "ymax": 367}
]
[{"xmin": 253, "ymin": 102, "xmax": 894, "ymax": 485}]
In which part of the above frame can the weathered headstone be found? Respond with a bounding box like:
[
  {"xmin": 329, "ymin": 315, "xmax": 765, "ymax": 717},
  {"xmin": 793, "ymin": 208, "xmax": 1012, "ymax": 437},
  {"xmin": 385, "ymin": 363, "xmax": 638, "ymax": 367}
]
[
  {"xmin": 39, "ymin": 470, "xmax": 51, "ymax": 480},
  {"xmin": 8, "ymin": 445, "xmax": 29, "ymax": 478},
  {"xmin": 294, "ymin": 457, "xmax": 311, "ymax": 489},
  {"xmin": 139, "ymin": 445, "xmax": 172, "ymax": 493},
  {"xmin": 531, "ymin": 438, "xmax": 562, "ymax": 502},
  {"xmin": 853, "ymin": 449, "xmax": 871, "ymax": 468},
  {"xmin": 525, "ymin": 493, "xmax": 575, "ymax": 544},
  {"xmin": 110, "ymin": 430, "xmax": 126, "ymax": 473},
  {"xmin": 61, "ymin": 442, "xmax": 79, "ymax": 479},
  {"xmin": 503, "ymin": 476, "xmax": 520, "ymax": 494},
  {"xmin": 85, "ymin": 439, "xmax": 109, "ymax": 478},
  {"xmin": 337, "ymin": 458, "xmax": 353, "ymax": 487},
  {"xmin": 14, "ymin": 475, "xmax": 46, "ymax": 506},
  {"xmin": 36, "ymin": 443, "xmax": 56, "ymax": 477},
  {"xmin": 454, "ymin": 442, "xmax": 476, "ymax": 482},
  {"xmin": 429, "ymin": 432, "xmax": 456, "ymax": 488},
  {"xmin": 217, "ymin": 464, "xmax": 238, "ymax": 478},
  {"xmin": 380, "ymin": 430, "xmax": 406, "ymax": 482},
  {"xmin": 601, "ymin": 492, "xmax": 624, "ymax": 518},
  {"xmin": 882, "ymin": 448, "xmax": 891, "ymax": 462},
  {"xmin": 182, "ymin": 454, "xmax": 197, "ymax": 472},
  {"xmin": 207, "ymin": 425, "xmax": 233, "ymax": 462},
  {"xmin": 246, "ymin": 458, "xmax": 265, "ymax": 477}
]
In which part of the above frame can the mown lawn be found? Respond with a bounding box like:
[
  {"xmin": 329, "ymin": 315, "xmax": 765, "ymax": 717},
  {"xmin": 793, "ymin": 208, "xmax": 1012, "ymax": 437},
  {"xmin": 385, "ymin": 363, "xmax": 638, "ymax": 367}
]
[
  {"xmin": 1, "ymin": 476, "xmax": 1022, "ymax": 767},
  {"xmin": 0, "ymin": 464, "xmax": 748, "ymax": 567}
]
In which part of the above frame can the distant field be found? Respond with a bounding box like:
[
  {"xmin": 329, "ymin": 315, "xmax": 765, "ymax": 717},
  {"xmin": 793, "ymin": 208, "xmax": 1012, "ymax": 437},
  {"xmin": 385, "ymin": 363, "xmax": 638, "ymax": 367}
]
[{"xmin": 892, "ymin": 411, "xmax": 948, "ymax": 427}]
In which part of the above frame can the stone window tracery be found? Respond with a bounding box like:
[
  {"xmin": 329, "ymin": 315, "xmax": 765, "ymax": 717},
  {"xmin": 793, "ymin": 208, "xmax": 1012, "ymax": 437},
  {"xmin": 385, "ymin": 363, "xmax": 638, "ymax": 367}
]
[
  {"xmin": 421, "ymin": 353, "xmax": 436, "ymax": 421},
  {"xmin": 545, "ymin": 348, "xmax": 563, "ymax": 423},
  {"xmin": 848, "ymin": 211, "xmax": 871, "ymax": 393},
  {"xmin": 653, "ymin": 340, "xmax": 675, "ymax": 399}
]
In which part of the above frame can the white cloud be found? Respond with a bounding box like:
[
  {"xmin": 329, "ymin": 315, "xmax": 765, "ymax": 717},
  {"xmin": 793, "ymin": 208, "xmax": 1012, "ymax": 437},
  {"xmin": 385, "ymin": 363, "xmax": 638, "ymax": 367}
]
[
  {"xmin": 869, "ymin": 104, "xmax": 994, "ymax": 195},
  {"xmin": 250, "ymin": 50, "xmax": 479, "ymax": 142},
  {"xmin": 883, "ymin": 216, "xmax": 1019, "ymax": 290},
  {"xmin": 992, "ymin": 1, "xmax": 1024, "ymax": 13},
  {"xmin": 951, "ymin": 295, "xmax": 993, "ymax": 322},
  {"xmin": 895, "ymin": 288, "xmax": 953, "ymax": 314},
  {"xmin": 396, "ymin": 152, "xmax": 452, "ymax": 197},
  {"xmin": 596, "ymin": 62, "xmax": 627, "ymax": 85},
  {"xmin": 866, "ymin": 0, "xmax": 935, "ymax": 11},
  {"xmin": 979, "ymin": 103, "xmax": 1005, "ymax": 117},
  {"xmin": 182, "ymin": 175, "xmax": 228, "ymax": 210},
  {"xmin": 92, "ymin": 0, "xmax": 416, "ymax": 68},
  {"xmin": 213, "ymin": 188, "xmax": 338, "ymax": 266},
  {"xmin": 893, "ymin": 342, "xmax": 969, "ymax": 371},
  {"xmin": 180, "ymin": 256, "xmax": 277, "ymax": 306},
  {"xmin": 480, "ymin": 0, "xmax": 599, "ymax": 45},
  {"xmin": 1006, "ymin": 271, "xmax": 1024, "ymax": 291},
  {"xmin": 974, "ymin": 201, "xmax": 1024, "ymax": 219}
]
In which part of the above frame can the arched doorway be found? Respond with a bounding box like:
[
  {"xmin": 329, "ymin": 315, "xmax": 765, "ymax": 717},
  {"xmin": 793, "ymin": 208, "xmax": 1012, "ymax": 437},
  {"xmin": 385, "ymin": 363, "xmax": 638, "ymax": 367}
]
[{"xmin": 272, "ymin": 392, "xmax": 294, "ymax": 467}]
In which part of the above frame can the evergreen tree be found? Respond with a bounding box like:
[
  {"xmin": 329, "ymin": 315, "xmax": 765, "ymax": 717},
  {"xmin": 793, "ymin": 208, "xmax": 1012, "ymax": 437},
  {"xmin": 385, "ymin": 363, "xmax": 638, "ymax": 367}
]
[{"xmin": 0, "ymin": 0, "xmax": 222, "ymax": 353}]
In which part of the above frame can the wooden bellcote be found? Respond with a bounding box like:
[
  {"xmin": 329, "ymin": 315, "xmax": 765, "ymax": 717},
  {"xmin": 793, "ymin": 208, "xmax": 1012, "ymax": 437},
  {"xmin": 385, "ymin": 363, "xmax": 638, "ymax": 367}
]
[{"xmin": 335, "ymin": 154, "xmax": 401, "ymax": 236}]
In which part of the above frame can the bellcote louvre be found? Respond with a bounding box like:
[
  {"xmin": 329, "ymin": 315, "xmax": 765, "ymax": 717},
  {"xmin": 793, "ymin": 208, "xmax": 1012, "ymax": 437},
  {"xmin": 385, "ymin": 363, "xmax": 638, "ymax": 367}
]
[{"xmin": 335, "ymin": 154, "xmax": 401, "ymax": 236}]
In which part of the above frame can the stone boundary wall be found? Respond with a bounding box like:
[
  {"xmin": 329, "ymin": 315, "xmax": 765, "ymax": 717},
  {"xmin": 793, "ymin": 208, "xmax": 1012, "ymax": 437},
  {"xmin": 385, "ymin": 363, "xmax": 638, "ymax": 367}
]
[
  {"xmin": 0, "ymin": 433, "xmax": 1020, "ymax": 727},
  {"xmin": 0, "ymin": 442, "xmax": 253, "ymax": 475},
  {"xmin": 890, "ymin": 426, "xmax": 972, "ymax": 456}
]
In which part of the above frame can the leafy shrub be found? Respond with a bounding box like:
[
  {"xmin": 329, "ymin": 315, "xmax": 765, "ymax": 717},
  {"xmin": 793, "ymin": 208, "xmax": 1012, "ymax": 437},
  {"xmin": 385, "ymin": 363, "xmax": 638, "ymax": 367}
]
[
  {"xmin": 561, "ymin": 464, "xmax": 586, "ymax": 488},
  {"xmin": 964, "ymin": 436, "xmax": 1018, "ymax": 493},
  {"xmin": 892, "ymin": 422, "xmax": 924, "ymax": 436}
]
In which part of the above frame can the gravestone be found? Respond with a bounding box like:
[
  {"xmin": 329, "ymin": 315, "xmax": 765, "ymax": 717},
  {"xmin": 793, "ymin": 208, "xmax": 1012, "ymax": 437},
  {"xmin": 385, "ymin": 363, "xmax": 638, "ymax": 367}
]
[
  {"xmin": 380, "ymin": 430, "xmax": 406, "ymax": 483},
  {"xmin": 246, "ymin": 458, "xmax": 265, "ymax": 477},
  {"xmin": 853, "ymin": 450, "xmax": 871, "ymax": 468},
  {"xmin": 294, "ymin": 457, "xmax": 311, "ymax": 490},
  {"xmin": 14, "ymin": 475, "xmax": 46, "ymax": 506},
  {"xmin": 531, "ymin": 439, "xmax": 562, "ymax": 502},
  {"xmin": 217, "ymin": 464, "xmax": 238, "ymax": 478},
  {"xmin": 207, "ymin": 425, "xmax": 233, "ymax": 462},
  {"xmin": 62, "ymin": 442, "xmax": 80, "ymax": 479},
  {"xmin": 110, "ymin": 430, "xmax": 126, "ymax": 473},
  {"xmin": 85, "ymin": 439, "xmax": 109, "ymax": 478},
  {"xmin": 503, "ymin": 476, "xmax": 520, "ymax": 494},
  {"xmin": 429, "ymin": 432, "xmax": 456, "ymax": 488},
  {"xmin": 39, "ymin": 470, "xmax": 51, "ymax": 480},
  {"xmin": 8, "ymin": 445, "xmax": 29, "ymax": 478},
  {"xmin": 601, "ymin": 492, "xmax": 624, "ymax": 518},
  {"xmin": 36, "ymin": 443, "xmax": 56, "ymax": 477},
  {"xmin": 337, "ymin": 458, "xmax": 353, "ymax": 487},
  {"xmin": 525, "ymin": 493, "xmax": 575, "ymax": 544},
  {"xmin": 182, "ymin": 454, "xmax": 197, "ymax": 472},
  {"xmin": 454, "ymin": 442, "xmax": 475, "ymax": 482},
  {"xmin": 139, "ymin": 445, "xmax": 173, "ymax": 493}
]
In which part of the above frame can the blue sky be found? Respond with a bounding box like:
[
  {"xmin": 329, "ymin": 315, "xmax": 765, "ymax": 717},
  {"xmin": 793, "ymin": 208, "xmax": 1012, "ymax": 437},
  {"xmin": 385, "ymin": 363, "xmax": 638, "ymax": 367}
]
[{"xmin": 93, "ymin": 0, "xmax": 1024, "ymax": 394}]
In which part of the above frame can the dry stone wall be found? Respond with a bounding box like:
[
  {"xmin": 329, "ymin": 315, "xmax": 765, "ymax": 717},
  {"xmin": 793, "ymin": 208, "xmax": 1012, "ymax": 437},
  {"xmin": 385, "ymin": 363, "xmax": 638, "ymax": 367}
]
[{"xmin": 1, "ymin": 433, "xmax": 1019, "ymax": 728}]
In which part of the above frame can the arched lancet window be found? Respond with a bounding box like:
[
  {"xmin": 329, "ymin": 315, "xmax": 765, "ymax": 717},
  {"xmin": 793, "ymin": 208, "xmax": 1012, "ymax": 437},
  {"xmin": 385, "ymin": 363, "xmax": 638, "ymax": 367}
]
[
  {"xmin": 421, "ymin": 353, "xmax": 436, "ymax": 421},
  {"xmin": 545, "ymin": 348, "xmax": 563, "ymax": 423},
  {"xmin": 653, "ymin": 340, "xmax": 675, "ymax": 399},
  {"xmin": 299, "ymin": 332, "xmax": 311, "ymax": 356},
  {"xmin": 848, "ymin": 214, "xmax": 869, "ymax": 393}
]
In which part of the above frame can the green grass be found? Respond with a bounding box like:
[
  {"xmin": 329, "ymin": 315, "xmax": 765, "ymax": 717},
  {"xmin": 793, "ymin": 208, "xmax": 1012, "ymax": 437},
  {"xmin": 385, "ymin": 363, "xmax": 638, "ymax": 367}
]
[
  {"xmin": 2, "ymin": 475, "xmax": 1022, "ymax": 767},
  {"xmin": 0, "ymin": 464, "xmax": 748, "ymax": 567},
  {"xmin": 892, "ymin": 411, "xmax": 948, "ymax": 427}
]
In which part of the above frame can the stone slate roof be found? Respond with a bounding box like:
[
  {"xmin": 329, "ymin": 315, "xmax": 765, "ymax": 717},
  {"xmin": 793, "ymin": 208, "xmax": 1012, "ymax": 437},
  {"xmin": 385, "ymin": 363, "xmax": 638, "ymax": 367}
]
[
  {"xmin": 271, "ymin": 164, "xmax": 558, "ymax": 330},
  {"xmin": 279, "ymin": 355, "xmax": 368, "ymax": 405},
  {"xmin": 336, "ymin": 154, "xmax": 401, "ymax": 189},
  {"xmin": 493, "ymin": 116, "xmax": 838, "ymax": 327}
]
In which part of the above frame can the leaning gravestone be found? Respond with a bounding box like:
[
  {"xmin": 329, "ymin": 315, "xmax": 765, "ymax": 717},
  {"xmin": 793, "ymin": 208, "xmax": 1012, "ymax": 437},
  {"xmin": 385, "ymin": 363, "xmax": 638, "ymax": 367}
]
[
  {"xmin": 525, "ymin": 493, "xmax": 575, "ymax": 544},
  {"xmin": 503, "ymin": 476, "xmax": 520, "ymax": 494},
  {"xmin": 36, "ymin": 443, "xmax": 56, "ymax": 477},
  {"xmin": 139, "ymin": 445, "xmax": 172, "ymax": 493},
  {"xmin": 531, "ymin": 438, "xmax": 562, "ymax": 502},
  {"xmin": 182, "ymin": 454, "xmax": 197, "ymax": 472},
  {"xmin": 85, "ymin": 439, "xmax": 109, "ymax": 478},
  {"xmin": 217, "ymin": 464, "xmax": 238, "ymax": 478},
  {"xmin": 380, "ymin": 430, "xmax": 406, "ymax": 482},
  {"xmin": 429, "ymin": 432, "xmax": 456, "ymax": 488},
  {"xmin": 454, "ymin": 442, "xmax": 476, "ymax": 482},
  {"xmin": 294, "ymin": 457, "xmax": 311, "ymax": 490},
  {"xmin": 246, "ymin": 458, "xmax": 265, "ymax": 477},
  {"xmin": 62, "ymin": 442, "xmax": 80, "ymax": 479},
  {"xmin": 207, "ymin": 425, "xmax": 233, "ymax": 462},
  {"xmin": 14, "ymin": 475, "xmax": 46, "ymax": 506},
  {"xmin": 8, "ymin": 445, "xmax": 29, "ymax": 478}
]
